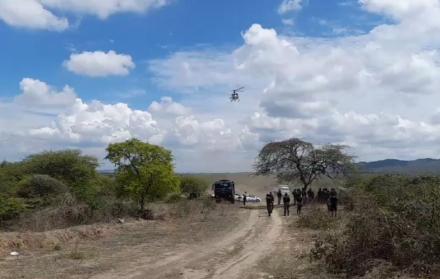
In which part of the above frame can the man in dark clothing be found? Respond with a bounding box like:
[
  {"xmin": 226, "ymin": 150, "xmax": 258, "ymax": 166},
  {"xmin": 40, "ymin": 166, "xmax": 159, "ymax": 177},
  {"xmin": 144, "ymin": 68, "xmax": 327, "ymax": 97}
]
[
  {"xmin": 292, "ymin": 189, "xmax": 299, "ymax": 206},
  {"xmin": 243, "ymin": 192, "xmax": 247, "ymax": 207},
  {"xmin": 277, "ymin": 190, "xmax": 282, "ymax": 205},
  {"xmin": 307, "ymin": 188, "xmax": 315, "ymax": 202},
  {"xmin": 323, "ymin": 188, "xmax": 330, "ymax": 204},
  {"xmin": 283, "ymin": 193, "xmax": 290, "ymax": 216},
  {"xmin": 317, "ymin": 188, "xmax": 323, "ymax": 203},
  {"xmin": 302, "ymin": 188, "xmax": 308, "ymax": 204},
  {"xmin": 266, "ymin": 192, "xmax": 274, "ymax": 216},
  {"xmin": 296, "ymin": 194, "xmax": 303, "ymax": 215},
  {"xmin": 329, "ymin": 189, "xmax": 338, "ymax": 217}
]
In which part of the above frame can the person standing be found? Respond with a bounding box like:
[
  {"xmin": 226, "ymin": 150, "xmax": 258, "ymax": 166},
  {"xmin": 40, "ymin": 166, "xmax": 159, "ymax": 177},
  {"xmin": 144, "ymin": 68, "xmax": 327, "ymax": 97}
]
[
  {"xmin": 283, "ymin": 193, "xmax": 290, "ymax": 216},
  {"xmin": 317, "ymin": 188, "xmax": 323, "ymax": 203},
  {"xmin": 296, "ymin": 194, "xmax": 303, "ymax": 215},
  {"xmin": 307, "ymin": 188, "xmax": 315, "ymax": 202},
  {"xmin": 243, "ymin": 192, "xmax": 247, "ymax": 207},
  {"xmin": 277, "ymin": 189, "xmax": 282, "ymax": 205},
  {"xmin": 266, "ymin": 192, "xmax": 274, "ymax": 216},
  {"xmin": 329, "ymin": 188, "xmax": 338, "ymax": 217},
  {"xmin": 302, "ymin": 188, "xmax": 308, "ymax": 205}
]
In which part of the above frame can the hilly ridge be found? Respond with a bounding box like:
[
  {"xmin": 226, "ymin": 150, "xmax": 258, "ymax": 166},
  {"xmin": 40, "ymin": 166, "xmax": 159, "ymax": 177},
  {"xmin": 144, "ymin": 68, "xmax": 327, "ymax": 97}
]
[{"xmin": 357, "ymin": 158, "xmax": 440, "ymax": 174}]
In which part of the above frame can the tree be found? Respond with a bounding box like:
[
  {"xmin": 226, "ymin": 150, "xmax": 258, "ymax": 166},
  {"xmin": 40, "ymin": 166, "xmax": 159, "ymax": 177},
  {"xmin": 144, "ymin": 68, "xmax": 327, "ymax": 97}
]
[
  {"xmin": 179, "ymin": 176, "xmax": 209, "ymax": 199},
  {"xmin": 255, "ymin": 138, "xmax": 353, "ymax": 190},
  {"xmin": 106, "ymin": 139, "xmax": 180, "ymax": 211},
  {"xmin": 22, "ymin": 150, "xmax": 99, "ymax": 202},
  {"xmin": 17, "ymin": 175, "xmax": 68, "ymax": 199},
  {"xmin": 0, "ymin": 195, "xmax": 25, "ymax": 222}
]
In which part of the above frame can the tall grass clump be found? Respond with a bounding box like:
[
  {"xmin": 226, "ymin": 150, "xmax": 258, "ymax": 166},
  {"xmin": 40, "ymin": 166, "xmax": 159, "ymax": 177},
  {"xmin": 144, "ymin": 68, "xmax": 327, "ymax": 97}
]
[
  {"xmin": 296, "ymin": 207, "xmax": 338, "ymax": 230},
  {"xmin": 312, "ymin": 175, "xmax": 440, "ymax": 277}
]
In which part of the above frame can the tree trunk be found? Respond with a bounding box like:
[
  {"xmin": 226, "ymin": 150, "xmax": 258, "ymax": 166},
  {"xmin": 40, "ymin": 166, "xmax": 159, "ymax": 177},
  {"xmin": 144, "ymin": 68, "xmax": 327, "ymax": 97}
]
[{"xmin": 139, "ymin": 194, "xmax": 145, "ymax": 212}]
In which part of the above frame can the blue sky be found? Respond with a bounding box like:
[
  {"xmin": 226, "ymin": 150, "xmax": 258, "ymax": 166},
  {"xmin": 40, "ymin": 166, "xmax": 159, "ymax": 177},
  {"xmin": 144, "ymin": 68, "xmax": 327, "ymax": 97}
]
[
  {"xmin": 1, "ymin": 0, "xmax": 440, "ymax": 172},
  {"xmin": 0, "ymin": 0, "xmax": 381, "ymax": 107}
]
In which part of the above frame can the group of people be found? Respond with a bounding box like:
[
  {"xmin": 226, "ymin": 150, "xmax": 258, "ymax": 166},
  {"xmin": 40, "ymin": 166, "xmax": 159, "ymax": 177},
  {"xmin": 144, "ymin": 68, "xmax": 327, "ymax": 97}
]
[{"xmin": 265, "ymin": 187, "xmax": 339, "ymax": 217}]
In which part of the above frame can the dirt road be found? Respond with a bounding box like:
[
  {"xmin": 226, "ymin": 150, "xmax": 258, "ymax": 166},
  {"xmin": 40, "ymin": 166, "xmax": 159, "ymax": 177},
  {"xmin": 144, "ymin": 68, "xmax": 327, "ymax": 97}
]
[{"xmin": 92, "ymin": 208, "xmax": 283, "ymax": 279}]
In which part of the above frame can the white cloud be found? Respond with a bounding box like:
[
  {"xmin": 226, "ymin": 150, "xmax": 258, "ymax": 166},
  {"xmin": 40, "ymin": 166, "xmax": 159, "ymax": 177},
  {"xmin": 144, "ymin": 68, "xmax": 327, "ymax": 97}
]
[
  {"xmin": 1, "ymin": 79, "xmax": 257, "ymax": 171},
  {"xmin": 64, "ymin": 51, "xmax": 135, "ymax": 77},
  {"xmin": 5, "ymin": 0, "xmax": 440, "ymax": 171},
  {"xmin": 15, "ymin": 78, "xmax": 77, "ymax": 112},
  {"xmin": 148, "ymin": 97, "xmax": 189, "ymax": 116},
  {"xmin": 0, "ymin": 0, "xmax": 169, "ymax": 31},
  {"xmin": 41, "ymin": 0, "xmax": 168, "ymax": 19},
  {"xmin": 278, "ymin": 0, "xmax": 304, "ymax": 14},
  {"xmin": 360, "ymin": 0, "xmax": 439, "ymax": 20},
  {"xmin": 282, "ymin": 18, "xmax": 295, "ymax": 26},
  {"xmin": 149, "ymin": 1, "xmax": 440, "ymax": 165},
  {"xmin": 30, "ymin": 99, "xmax": 163, "ymax": 145},
  {"xmin": 0, "ymin": 0, "xmax": 68, "ymax": 31}
]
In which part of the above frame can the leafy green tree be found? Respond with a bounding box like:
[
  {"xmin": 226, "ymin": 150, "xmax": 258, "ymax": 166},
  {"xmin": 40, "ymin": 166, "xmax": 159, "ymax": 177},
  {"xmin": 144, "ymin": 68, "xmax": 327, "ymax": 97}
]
[
  {"xmin": 22, "ymin": 150, "xmax": 99, "ymax": 202},
  {"xmin": 179, "ymin": 176, "xmax": 209, "ymax": 199},
  {"xmin": 0, "ymin": 195, "xmax": 25, "ymax": 222},
  {"xmin": 106, "ymin": 139, "xmax": 180, "ymax": 211},
  {"xmin": 0, "ymin": 162, "xmax": 25, "ymax": 196},
  {"xmin": 17, "ymin": 175, "xmax": 68, "ymax": 199},
  {"xmin": 255, "ymin": 138, "xmax": 353, "ymax": 190}
]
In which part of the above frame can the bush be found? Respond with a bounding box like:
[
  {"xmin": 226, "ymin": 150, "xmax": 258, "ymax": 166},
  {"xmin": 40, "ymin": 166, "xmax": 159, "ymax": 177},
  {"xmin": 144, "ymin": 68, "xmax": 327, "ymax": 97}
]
[
  {"xmin": 81, "ymin": 175, "xmax": 118, "ymax": 210},
  {"xmin": 296, "ymin": 207, "xmax": 338, "ymax": 230},
  {"xmin": 312, "ymin": 175, "xmax": 440, "ymax": 276},
  {"xmin": 0, "ymin": 162, "xmax": 25, "ymax": 195},
  {"xmin": 22, "ymin": 150, "xmax": 99, "ymax": 202},
  {"xmin": 179, "ymin": 176, "xmax": 209, "ymax": 199},
  {"xmin": 0, "ymin": 195, "xmax": 25, "ymax": 222},
  {"xmin": 17, "ymin": 175, "xmax": 68, "ymax": 199},
  {"xmin": 165, "ymin": 192, "xmax": 183, "ymax": 203}
]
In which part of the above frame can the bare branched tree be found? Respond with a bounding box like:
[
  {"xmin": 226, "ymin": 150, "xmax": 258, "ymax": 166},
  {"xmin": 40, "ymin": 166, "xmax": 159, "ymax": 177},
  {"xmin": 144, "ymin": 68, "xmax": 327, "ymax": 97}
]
[{"xmin": 255, "ymin": 138, "xmax": 353, "ymax": 190}]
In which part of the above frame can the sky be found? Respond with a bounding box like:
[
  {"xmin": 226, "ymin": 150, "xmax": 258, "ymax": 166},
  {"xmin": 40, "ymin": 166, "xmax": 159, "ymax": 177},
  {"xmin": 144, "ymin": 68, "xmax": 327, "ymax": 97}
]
[{"xmin": 1, "ymin": 0, "xmax": 440, "ymax": 172}]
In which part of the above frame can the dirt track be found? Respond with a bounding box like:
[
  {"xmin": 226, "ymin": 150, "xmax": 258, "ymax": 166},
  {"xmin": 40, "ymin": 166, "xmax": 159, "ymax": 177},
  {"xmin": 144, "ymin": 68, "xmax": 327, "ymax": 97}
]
[{"xmin": 92, "ymin": 208, "xmax": 283, "ymax": 279}]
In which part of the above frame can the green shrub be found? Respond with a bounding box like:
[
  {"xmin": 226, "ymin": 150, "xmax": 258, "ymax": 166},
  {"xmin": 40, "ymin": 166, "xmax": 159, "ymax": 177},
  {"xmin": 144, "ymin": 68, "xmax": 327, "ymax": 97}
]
[
  {"xmin": 296, "ymin": 207, "xmax": 338, "ymax": 230},
  {"xmin": 312, "ymin": 175, "xmax": 440, "ymax": 276},
  {"xmin": 0, "ymin": 195, "xmax": 25, "ymax": 221},
  {"xmin": 0, "ymin": 162, "xmax": 25, "ymax": 195},
  {"xmin": 179, "ymin": 176, "xmax": 209, "ymax": 199},
  {"xmin": 22, "ymin": 150, "xmax": 99, "ymax": 202},
  {"xmin": 165, "ymin": 192, "xmax": 183, "ymax": 203},
  {"xmin": 17, "ymin": 175, "xmax": 68, "ymax": 199}
]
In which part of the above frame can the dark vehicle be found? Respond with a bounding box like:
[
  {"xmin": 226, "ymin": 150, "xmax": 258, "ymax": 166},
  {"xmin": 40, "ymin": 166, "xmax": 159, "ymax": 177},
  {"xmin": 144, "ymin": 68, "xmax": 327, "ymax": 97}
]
[{"xmin": 212, "ymin": 180, "xmax": 235, "ymax": 203}]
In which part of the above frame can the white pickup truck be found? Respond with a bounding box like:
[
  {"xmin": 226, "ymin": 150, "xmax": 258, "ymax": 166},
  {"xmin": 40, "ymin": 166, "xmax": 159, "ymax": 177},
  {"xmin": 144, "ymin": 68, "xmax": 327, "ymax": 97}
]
[{"xmin": 278, "ymin": 185, "xmax": 291, "ymax": 196}]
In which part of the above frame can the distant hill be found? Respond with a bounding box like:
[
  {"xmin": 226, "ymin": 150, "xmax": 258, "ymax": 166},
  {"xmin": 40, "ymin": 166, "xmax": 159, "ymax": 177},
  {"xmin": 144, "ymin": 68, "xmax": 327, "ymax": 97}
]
[{"xmin": 357, "ymin": 158, "xmax": 440, "ymax": 175}]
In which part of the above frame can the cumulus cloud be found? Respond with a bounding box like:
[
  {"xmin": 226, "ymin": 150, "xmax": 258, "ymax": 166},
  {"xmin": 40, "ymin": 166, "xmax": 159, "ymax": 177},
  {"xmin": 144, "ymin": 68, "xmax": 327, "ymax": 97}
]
[
  {"xmin": 64, "ymin": 51, "xmax": 135, "ymax": 77},
  {"xmin": 149, "ymin": 0, "xmax": 440, "ymax": 163},
  {"xmin": 360, "ymin": 0, "xmax": 439, "ymax": 20},
  {"xmin": 29, "ymin": 99, "xmax": 163, "ymax": 145},
  {"xmin": 15, "ymin": 78, "xmax": 77, "ymax": 112},
  {"xmin": 0, "ymin": 0, "xmax": 169, "ymax": 31},
  {"xmin": 278, "ymin": 0, "xmax": 304, "ymax": 14},
  {"xmin": 148, "ymin": 97, "xmax": 189, "ymax": 116},
  {"xmin": 5, "ymin": 0, "xmax": 440, "ymax": 171},
  {"xmin": 40, "ymin": 0, "xmax": 168, "ymax": 19},
  {"xmin": 1, "ymin": 79, "xmax": 256, "ymax": 171},
  {"xmin": 0, "ymin": 0, "xmax": 68, "ymax": 31}
]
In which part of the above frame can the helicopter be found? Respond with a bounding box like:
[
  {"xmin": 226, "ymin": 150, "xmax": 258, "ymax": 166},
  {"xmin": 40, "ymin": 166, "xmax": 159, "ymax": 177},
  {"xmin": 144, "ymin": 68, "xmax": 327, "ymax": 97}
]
[{"xmin": 230, "ymin": 87, "xmax": 244, "ymax": 102}]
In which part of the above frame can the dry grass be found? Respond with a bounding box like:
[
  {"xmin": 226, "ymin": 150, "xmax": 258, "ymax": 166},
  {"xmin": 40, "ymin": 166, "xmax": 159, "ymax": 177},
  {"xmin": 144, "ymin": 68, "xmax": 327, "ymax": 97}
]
[
  {"xmin": 0, "ymin": 198, "xmax": 245, "ymax": 279},
  {"xmin": 252, "ymin": 215, "xmax": 342, "ymax": 279}
]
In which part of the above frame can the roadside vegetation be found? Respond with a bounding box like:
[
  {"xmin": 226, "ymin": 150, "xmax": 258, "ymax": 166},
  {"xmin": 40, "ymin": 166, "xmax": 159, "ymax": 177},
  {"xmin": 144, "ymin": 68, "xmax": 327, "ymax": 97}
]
[
  {"xmin": 254, "ymin": 138, "xmax": 440, "ymax": 278},
  {"xmin": 0, "ymin": 138, "xmax": 210, "ymax": 231},
  {"xmin": 303, "ymin": 174, "xmax": 440, "ymax": 278}
]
